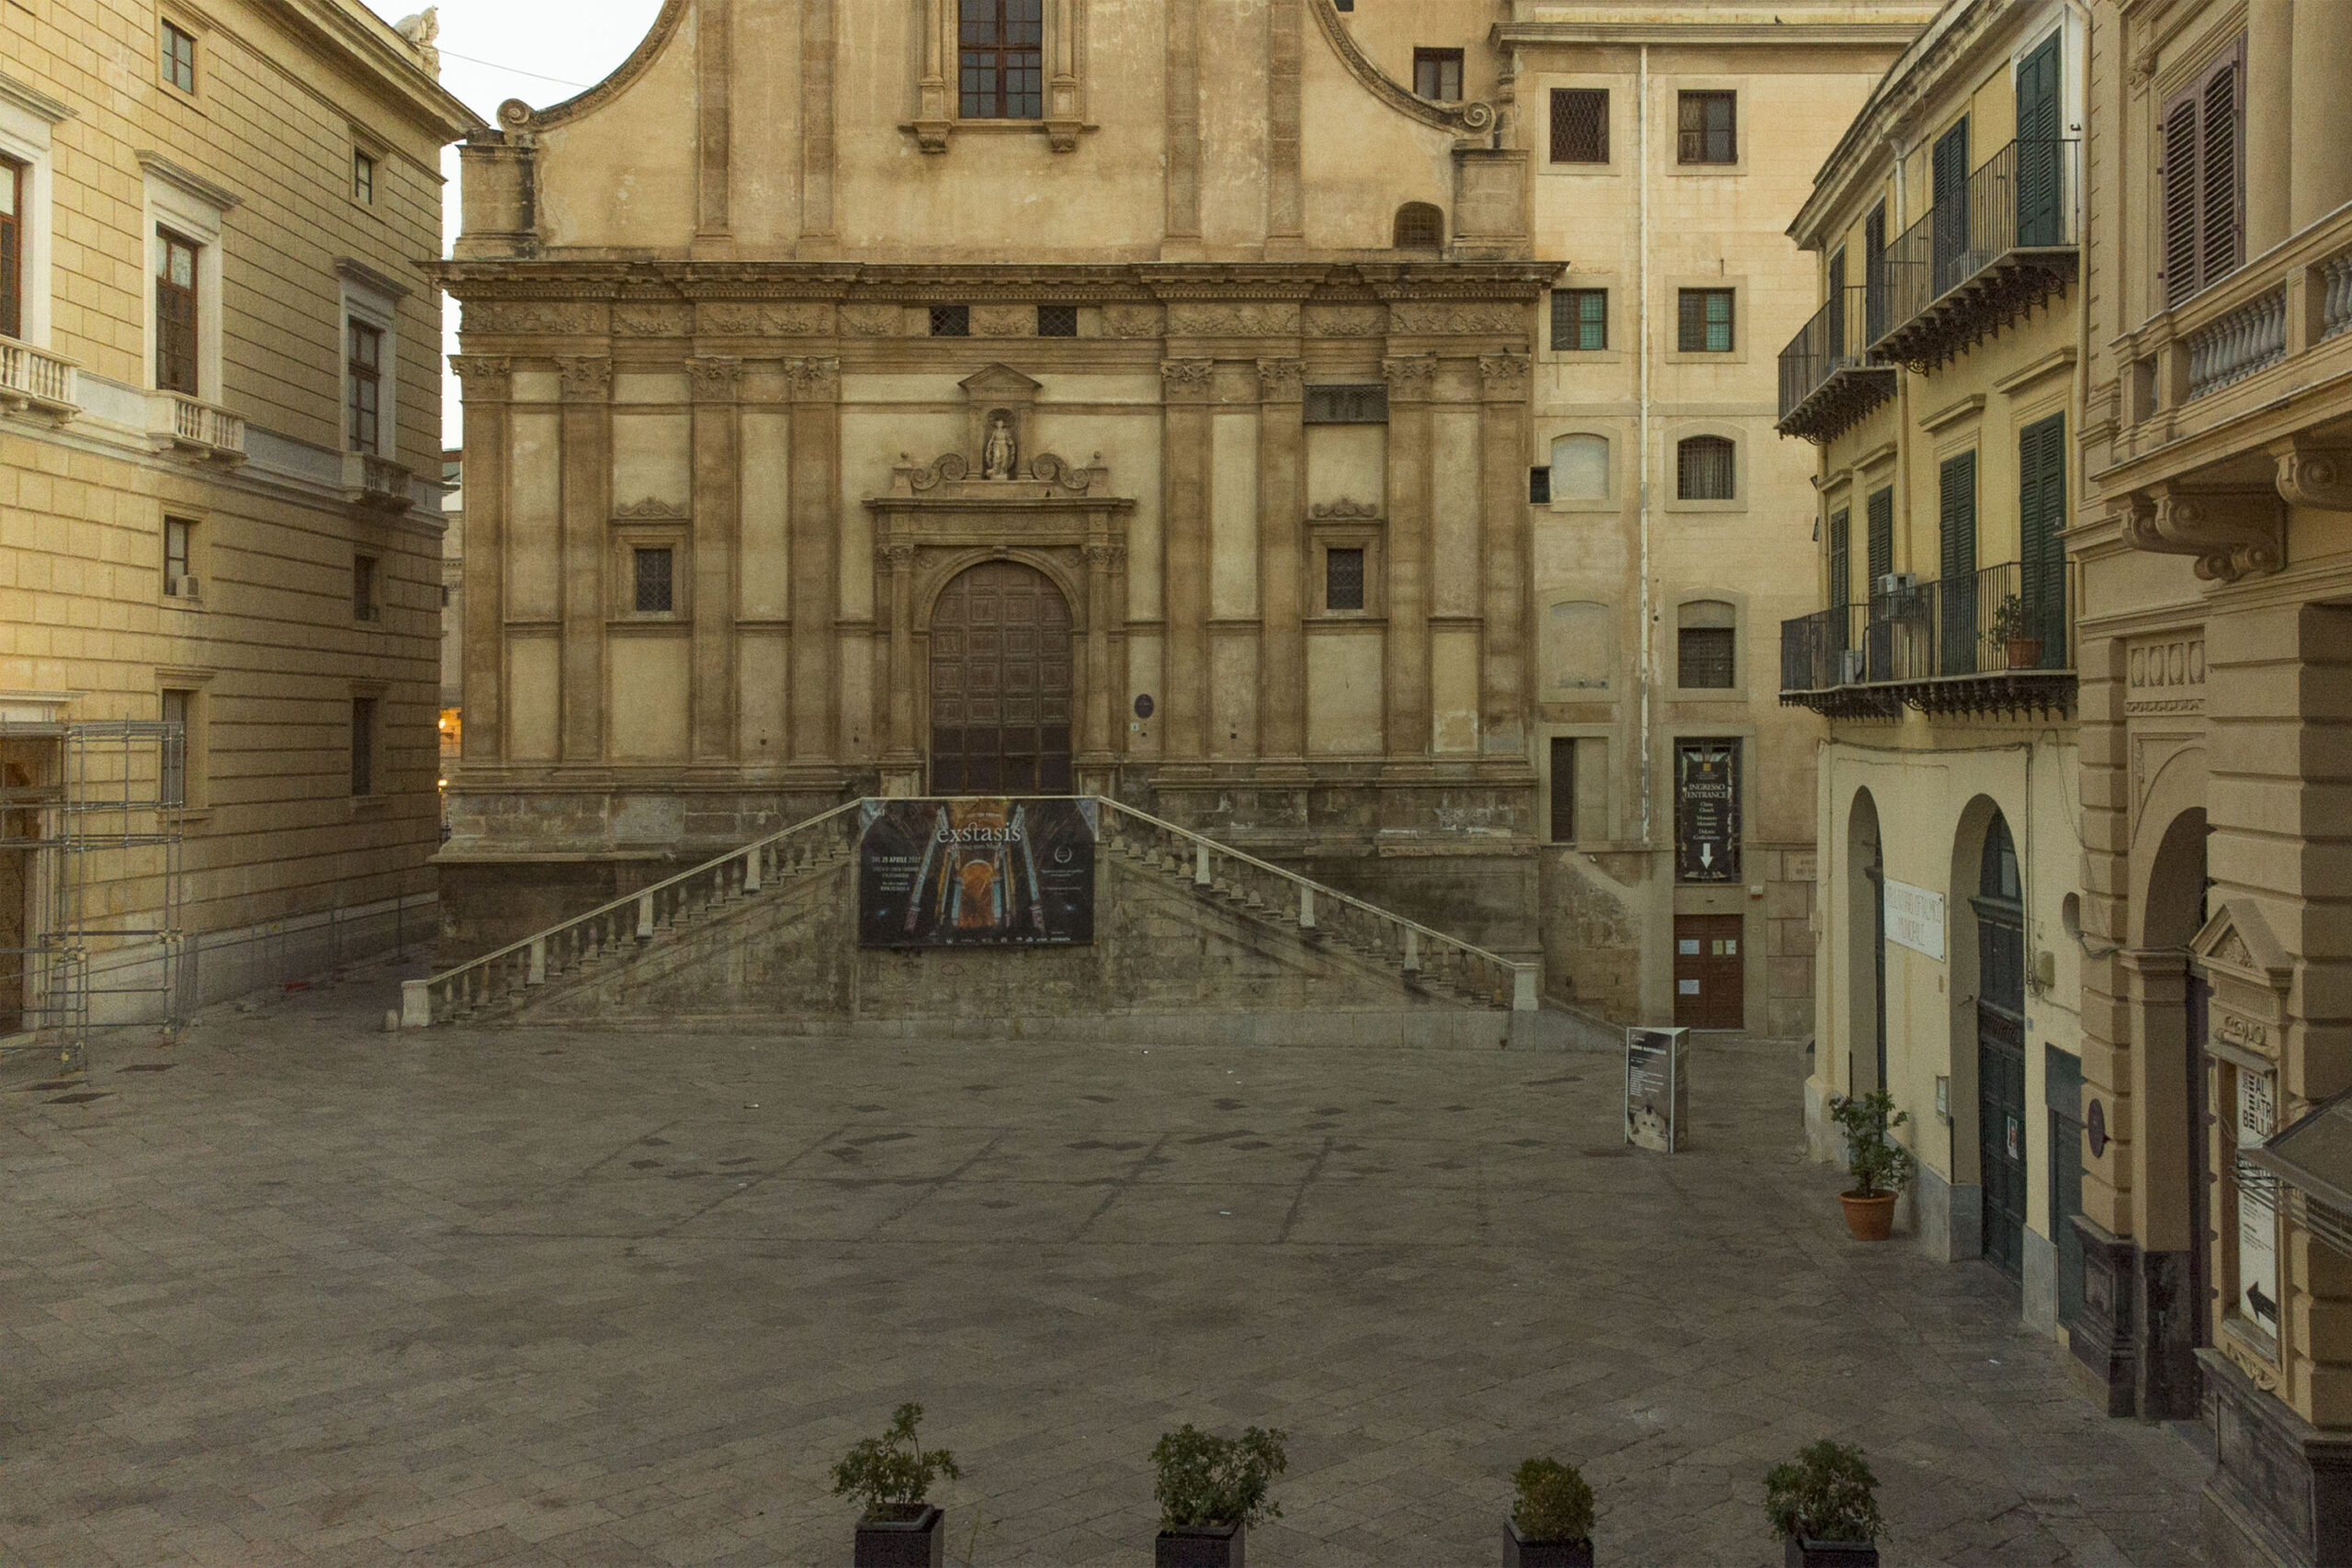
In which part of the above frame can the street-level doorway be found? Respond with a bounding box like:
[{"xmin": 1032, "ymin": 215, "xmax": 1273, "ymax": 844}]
[
  {"xmin": 1674, "ymin": 913, "xmax": 1744, "ymax": 1030},
  {"xmin": 1976, "ymin": 813, "xmax": 2028, "ymax": 1280},
  {"xmin": 927, "ymin": 560, "xmax": 1074, "ymax": 795}
]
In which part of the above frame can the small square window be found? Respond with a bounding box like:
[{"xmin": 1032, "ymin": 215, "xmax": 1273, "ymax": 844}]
[
  {"xmin": 1678, "ymin": 626, "xmax": 1736, "ymax": 688},
  {"xmin": 162, "ymin": 21, "xmax": 197, "ymax": 94},
  {"xmin": 1413, "ymin": 49, "xmax": 1464, "ymax": 103},
  {"xmin": 1677, "ymin": 288, "xmax": 1735, "ymax": 353},
  {"xmin": 353, "ymin": 151, "xmax": 375, "ymax": 205},
  {"xmin": 1326, "ymin": 547, "xmax": 1365, "ymax": 613},
  {"xmin": 1037, "ymin": 304, "xmax": 1079, "ymax": 338},
  {"xmin": 1553, "ymin": 288, "xmax": 1607, "ymax": 352},
  {"xmin": 930, "ymin": 304, "xmax": 971, "ymax": 337},
  {"xmin": 634, "ymin": 547, "xmax": 674, "ymax": 614},
  {"xmin": 1678, "ymin": 91, "xmax": 1737, "ymax": 164},
  {"xmin": 1551, "ymin": 88, "xmax": 1608, "ymax": 164},
  {"xmin": 354, "ymin": 554, "xmax": 378, "ymax": 621}
]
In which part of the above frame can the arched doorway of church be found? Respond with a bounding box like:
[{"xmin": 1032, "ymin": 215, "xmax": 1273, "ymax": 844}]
[
  {"xmin": 1974, "ymin": 809, "xmax": 2028, "ymax": 1281},
  {"xmin": 928, "ymin": 560, "xmax": 1074, "ymax": 795}
]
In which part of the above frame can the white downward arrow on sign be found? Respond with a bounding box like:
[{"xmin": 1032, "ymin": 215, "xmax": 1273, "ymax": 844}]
[{"xmin": 1700, "ymin": 842, "xmax": 1715, "ymax": 871}]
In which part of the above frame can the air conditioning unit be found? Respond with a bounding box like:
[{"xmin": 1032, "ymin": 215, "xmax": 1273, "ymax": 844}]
[
  {"xmin": 1838, "ymin": 649, "xmax": 1869, "ymax": 684},
  {"xmin": 356, "ymin": 604, "xmax": 380, "ymax": 624},
  {"xmin": 1876, "ymin": 572, "xmax": 1918, "ymax": 596},
  {"xmin": 167, "ymin": 575, "xmax": 198, "ymax": 599}
]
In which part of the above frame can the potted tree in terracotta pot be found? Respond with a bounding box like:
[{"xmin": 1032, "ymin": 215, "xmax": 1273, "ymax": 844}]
[
  {"xmin": 1150, "ymin": 1424, "xmax": 1287, "ymax": 1568},
  {"xmin": 1988, "ymin": 592, "xmax": 2041, "ymax": 670},
  {"xmin": 1504, "ymin": 1456, "xmax": 1595, "ymax": 1566},
  {"xmin": 1764, "ymin": 1439, "xmax": 1883, "ymax": 1567},
  {"xmin": 832, "ymin": 1404, "xmax": 960, "ymax": 1568},
  {"xmin": 1827, "ymin": 1089, "xmax": 1915, "ymax": 1241}
]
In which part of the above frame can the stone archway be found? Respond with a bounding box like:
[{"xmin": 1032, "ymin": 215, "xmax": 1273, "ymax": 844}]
[{"xmin": 927, "ymin": 560, "xmax": 1074, "ymax": 794}]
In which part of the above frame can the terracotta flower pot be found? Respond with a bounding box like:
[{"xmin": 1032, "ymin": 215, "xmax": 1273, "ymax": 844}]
[
  {"xmin": 2005, "ymin": 637, "xmax": 2043, "ymax": 670},
  {"xmin": 1838, "ymin": 1190, "xmax": 1896, "ymax": 1241}
]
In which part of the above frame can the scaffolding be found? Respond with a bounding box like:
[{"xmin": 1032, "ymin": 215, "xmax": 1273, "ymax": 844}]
[{"xmin": 0, "ymin": 720, "xmax": 187, "ymax": 1077}]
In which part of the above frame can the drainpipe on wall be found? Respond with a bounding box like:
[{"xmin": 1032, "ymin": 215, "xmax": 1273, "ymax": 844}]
[{"xmin": 1637, "ymin": 42, "xmax": 1654, "ymax": 848}]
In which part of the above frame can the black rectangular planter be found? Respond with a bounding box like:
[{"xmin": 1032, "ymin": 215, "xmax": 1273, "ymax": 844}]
[
  {"xmin": 1785, "ymin": 1537, "xmax": 1878, "ymax": 1568},
  {"xmin": 1504, "ymin": 1519, "xmax": 1595, "ymax": 1566},
  {"xmin": 854, "ymin": 1505, "xmax": 944, "ymax": 1568},
  {"xmin": 1156, "ymin": 1523, "xmax": 1243, "ymax": 1568}
]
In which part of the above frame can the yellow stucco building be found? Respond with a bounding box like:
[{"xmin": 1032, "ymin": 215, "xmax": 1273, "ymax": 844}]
[{"xmin": 0, "ymin": 0, "xmax": 477, "ymax": 1051}]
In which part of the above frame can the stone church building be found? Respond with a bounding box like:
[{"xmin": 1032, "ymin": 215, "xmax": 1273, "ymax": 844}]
[{"xmin": 438, "ymin": 0, "xmax": 1928, "ymax": 1026}]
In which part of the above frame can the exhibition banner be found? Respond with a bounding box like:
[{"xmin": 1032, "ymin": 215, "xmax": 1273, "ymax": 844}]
[{"xmin": 857, "ymin": 797, "xmax": 1097, "ymax": 948}]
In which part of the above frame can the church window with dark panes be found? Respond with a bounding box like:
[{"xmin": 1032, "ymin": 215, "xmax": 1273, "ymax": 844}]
[
  {"xmin": 1325, "ymin": 547, "xmax": 1365, "ymax": 613},
  {"xmin": 1413, "ymin": 49, "xmax": 1464, "ymax": 103},
  {"xmin": 1549, "ymin": 737, "xmax": 1576, "ymax": 844},
  {"xmin": 929, "ymin": 304, "xmax": 970, "ymax": 337},
  {"xmin": 1551, "ymin": 88, "xmax": 1607, "ymax": 164},
  {"xmin": 634, "ymin": 547, "xmax": 674, "ymax": 615},
  {"xmin": 960, "ymin": 0, "xmax": 1044, "ymax": 120},
  {"xmin": 1678, "ymin": 90, "xmax": 1736, "ymax": 164},
  {"xmin": 1036, "ymin": 303, "xmax": 1078, "ymax": 338},
  {"xmin": 155, "ymin": 230, "xmax": 199, "ymax": 395},
  {"xmin": 0, "ymin": 157, "xmax": 22, "ymax": 342}
]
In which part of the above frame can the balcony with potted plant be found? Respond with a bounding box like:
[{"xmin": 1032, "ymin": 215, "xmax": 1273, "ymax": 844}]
[{"xmin": 1780, "ymin": 560, "xmax": 2075, "ymax": 720}]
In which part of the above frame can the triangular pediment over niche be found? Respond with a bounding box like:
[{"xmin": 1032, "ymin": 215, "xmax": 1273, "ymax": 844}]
[
  {"xmin": 2193, "ymin": 897, "xmax": 2294, "ymax": 996},
  {"xmin": 960, "ymin": 364, "xmax": 1042, "ymax": 397}
]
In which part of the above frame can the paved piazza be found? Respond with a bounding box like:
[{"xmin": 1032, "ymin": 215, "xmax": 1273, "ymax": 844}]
[{"xmin": 6, "ymin": 957, "xmax": 2206, "ymax": 1567}]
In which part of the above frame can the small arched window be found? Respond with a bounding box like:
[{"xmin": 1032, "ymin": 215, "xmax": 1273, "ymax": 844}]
[
  {"xmin": 1676, "ymin": 434, "xmax": 1736, "ymax": 501},
  {"xmin": 1550, "ymin": 434, "xmax": 1610, "ymax": 502},
  {"xmin": 1394, "ymin": 202, "xmax": 1444, "ymax": 251}
]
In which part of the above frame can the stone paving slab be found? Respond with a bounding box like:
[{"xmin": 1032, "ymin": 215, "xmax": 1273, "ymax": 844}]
[{"xmin": 1, "ymin": 953, "xmax": 2207, "ymax": 1566}]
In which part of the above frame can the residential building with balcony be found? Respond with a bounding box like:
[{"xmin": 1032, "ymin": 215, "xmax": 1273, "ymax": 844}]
[
  {"xmin": 1776, "ymin": 0, "xmax": 2087, "ymax": 1336},
  {"xmin": 2069, "ymin": 0, "xmax": 2352, "ymax": 1557},
  {"xmin": 0, "ymin": 2, "xmax": 479, "ymax": 1042}
]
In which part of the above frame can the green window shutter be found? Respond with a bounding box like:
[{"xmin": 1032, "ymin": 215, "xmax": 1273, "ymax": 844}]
[
  {"xmin": 1678, "ymin": 290, "xmax": 1702, "ymax": 352},
  {"xmin": 2018, "ymin": 413, "xmax": 2068, "ymax": 657},
  {"xmin": 1932, "ymin": 118, "xmax": 1972, "ymax": 294},
  {"xmin": 1866, "ymin": 487, "xmax": 1894, "ymax": 585},
  {"xmin": 1939, "ymin": 453, "xmax": 1979, "ymax": 675},
  {"xmin": 2016, "ymin": 35, "xmax": 2064, "ymax": 246},
  {"xmin": 1828, "ymin": 508, "xmax": 1850, "ymax": 607}
]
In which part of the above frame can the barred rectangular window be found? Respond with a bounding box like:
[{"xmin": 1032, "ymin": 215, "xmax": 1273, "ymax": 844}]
[
  {"xmin": 1677, "ymin": 435, "xmax": 1736, "ymax": 502},
  {"xmin": 1325, "ymin": 547, "xmax": 1366, "ymax": 613},
  {"xmin": 1037, "ymin": 303, "xmax": 1079, "ymax": 337},
  {"xmin": 1303, "ymin": 384, "xmax": 1388, "ymax": 424},
  {"xmin": 634, "ymin": 547, "xmax": 674, "ymax": 614},
  {"xmin": 959, "ymin": 0, "xmax": 1044, "ymax": 119},
  {"xmin": 1679, "ymin": 626, "xmax": 1736, "ymax": 689},
  {"xmin": 1553, "ymin": 288, "xmax": 1607, "ymax": 352},
  {"xmin": 1678, "ymin": 91, "xmax": 1736, "ymax": 164},
  {"xmin": 1677, "ymin": 288, "xmax": 1735, "ymax": 353},
  {"xmin": 929, "ymin": 304, "xmax": 971, "ymax": 337},
  {"xmin": 1550, "ymin": 88, "xmax": 1608, "ymax": 164}
]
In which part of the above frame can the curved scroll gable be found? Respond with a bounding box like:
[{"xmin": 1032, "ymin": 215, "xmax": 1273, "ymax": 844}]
[
  {"xmin": 1305, "ymin": 0, "xmax": 1496, "ymax": 139},
  {"xmin": 501, "ymin": 0, "xmax": 691, "ymax": 132}
]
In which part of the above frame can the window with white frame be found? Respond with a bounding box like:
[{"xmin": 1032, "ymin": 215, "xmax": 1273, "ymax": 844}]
[
  {"xmin": 141, "ymin": 154, "xmax": 232, "ymax": 400},
  {"xmin": 0, "ymin": 76, "xmax": 66, "ymax": 348},
  {"xmin": 336, "ymin": 260, "xmax": 405, "ymax": 463}
]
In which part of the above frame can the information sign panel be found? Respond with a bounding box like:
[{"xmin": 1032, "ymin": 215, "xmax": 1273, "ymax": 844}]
[
  {"xmin": 1883, "ymin": 878, "xmax": 1947, "ymax": 961},
  {"xmin": 1675, "ymin": 741, "xmax": 1741, "ymax": 882},
  {"xmin": 1625, "ymin": 1026, "xmax": 1690, "ymax": 1153},
  {"xmin": 858, "ymin": 797, "xmax": 1096, "ymax": 948}
]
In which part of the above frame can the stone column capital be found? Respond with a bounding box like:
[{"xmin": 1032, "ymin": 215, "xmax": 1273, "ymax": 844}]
[
  {"xmin": 788, "ymin": 355, "xmax": 842, "ymax": 402},
  {"xmin": 688, "ymin": 355, "xmax": 744, "ymax": 401},
  {"xmin": 1159, "ymin": 358, "xmax": 1216, "ymax": 403},
  {"xmin": 1382, "ymin": 355, "xmax": 1437, "ymax": 402},
  {"xmin": 556, "ymin": 355, "xmax": 612, "ymax": 400},
  {"xmin": 1256, "ymin": 357, "xmax": 1305, "ymax": 402}
]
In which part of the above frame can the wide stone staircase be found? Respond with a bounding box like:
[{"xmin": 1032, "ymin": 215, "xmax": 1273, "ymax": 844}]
[{"xmin": 402, "ymin": 797, "xmax": 1560, "ymax": 1043}]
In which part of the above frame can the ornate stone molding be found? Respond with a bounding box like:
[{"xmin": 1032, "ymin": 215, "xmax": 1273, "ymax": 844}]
[
  {"xmin": 1381, "ymin": 355, "xmax": 1436, "ymax": 400},
  {"xmin": 466, "ymin": 300, "xmax": 602, "ymax": 335},
  {"xmin": 1256, "ymin": 358, "xmax": 1305, "ymax": 401},
  {"xmin": 2124, "ymin": 483, "xmax": 2286, "ymax": 583},
  {"xmin": 615, "ymin": 497, "xmax": 688, "ymax": 520},
  {"xmin": 1310, "ymin": 499, "xmax": 1380, "ymax": 519},
  {"xmin": 1306, "ymin": 303, "xmax": 1385, "ymax": 337},
  {"xmin": 699, "ymin": 301, "xmax": 833, "ymax": 336},
  {"xmin": 556, "ymin": 356, "xmax": 612, "ymax": 400},
  {"xmin": 973, "ymin": 304, "xmax": 1031, "ymax": 338},
  {"xmin": 1167, "ymin": 301, "xmax": 1302, "ymax": 337},
  {"xmin": 1159, "ymin": 358, "xmax": 1216, "ymax": 401},
  {"xmin": 1104, "ymin": 304, "xmax": 1164, "ymax": 338},
  {"xmin": 907, "ymin": 453, "xmax": 968, "ymax": 492},
  {"xmin": 2272, "ymin": 439, "xmax": 2352, "ymax": 512},
  {"xmin": 447, "ymin": 355, "xmax": 512, "ymax": 389},
  {"xmin": 1477, "ymin": 352, "xmax": 1529, "ymax": 396},
  {"xmin": 613, "ymin": 305, "xmax": 691, "ymax": 336},
  {"xmin": 840, "ymin": 304, "xmax": 899, "ymax": 337},
  {"xmin": 503, "ymin": 0, "xmax": 688, "ymax": 130},
  {"xmin": 1393, "ymin": 302, "xmax": 1524, "ymax": 335},
  {"xmin": 788, "ymin": 356, "xmax": 842, "ymax": 401},
  {"xmin": 2126, "ymin": 635, "xmax": 2206, "ymax": 716},
  {"xmin": 688, "ymin": 356, "xmax": 743, "ymax": 400},
  {"xmin": 1305, "ymin": 0, "xmax": 1495, "ymax": 139}
]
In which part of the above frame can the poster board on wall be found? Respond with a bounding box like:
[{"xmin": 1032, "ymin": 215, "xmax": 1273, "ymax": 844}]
[
  {"xmin": 857, "ymin": 797, "xmax": 1097, "ymax": 948},
  {"xmin": 1625, "ymin": 1026, "xmax": 1690, "ymax": 1153}
]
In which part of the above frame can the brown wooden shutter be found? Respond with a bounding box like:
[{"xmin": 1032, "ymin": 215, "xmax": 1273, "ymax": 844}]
[
  {"xmin": 2199, "ymin": 46, "xmax": 2243, "ymax": 288},
  {"xmin": 2161, "ymin": 93, "xmax": 2200, "ymax": 305},
  {"xmin": 2159, "ymin": 38, "xmax": 2248, "ymax": 308}
]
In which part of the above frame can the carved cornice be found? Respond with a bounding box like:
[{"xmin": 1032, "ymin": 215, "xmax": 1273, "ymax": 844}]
[
  {"xmin": 2272, "ymin": 439, "xmax": 2352, "ymax": 512},
  {"xmin": 1306, "ymin": 0, "xmax": 1495, "ymax": 140},
  {"xmin": 556, "ymin": 356, "xmax": 612, "ymax": 400},
  {"xmin": 502, "ymin": 0, "xmax": 689, "ymax": 132},
  {"xmin": 2124, "ymin": 483, "xmax": 2286, "ymax": 583}
]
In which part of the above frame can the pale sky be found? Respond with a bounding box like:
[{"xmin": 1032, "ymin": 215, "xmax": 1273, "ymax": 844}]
[{"xmin": 357, "ymin": 1, "xmax": 668, "ymax": 447}]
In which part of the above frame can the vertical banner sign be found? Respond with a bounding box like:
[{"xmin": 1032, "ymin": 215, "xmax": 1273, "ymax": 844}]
[
  {"xmin": 1676, "ymin": 740, "xmax": 1741, "ymax": 882},
  {"xmin": 2237, "ymin": 1067, "xmax": 2280, "ymax": 1336},
  {"xmin": 1625, "ymin": 1027, "xmax": 1690, "ymax": 1153},
  {"xmin": 858, "ymin": 798, "xmax": 1097, "ymax": 948}
]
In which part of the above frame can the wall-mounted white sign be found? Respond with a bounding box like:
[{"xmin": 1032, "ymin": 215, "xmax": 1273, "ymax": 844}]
[{"xmin": 1883, "ymin": 878, "xmax": 1946, "ymax": 961}]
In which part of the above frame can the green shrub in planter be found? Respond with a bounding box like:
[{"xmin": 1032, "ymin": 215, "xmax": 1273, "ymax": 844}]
[
  {"xmin": 1765, "ymin": 1440, "xmax": 1883, "ymax": 1568},
  {"xmin": 833, "ymin": 1403, "xmax": 961, "ymax": 1522},
  {"xmin": 1152, "ymin": 1425, "xmax": 1288, "ymax": 1529},
  {"xmin": 1507, "ymin": 1458, "xmax": 1596, "ymax": 1566}
]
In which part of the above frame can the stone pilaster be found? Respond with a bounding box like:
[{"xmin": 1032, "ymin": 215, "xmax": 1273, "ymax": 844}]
[
  {"xmin": 1257, "ymin": 357, "xmax": 1305, "ymax": 759},
  {"xmin": 788, "ymin": 355, "xmax": 840, "ymax": 761},
  {"xmin": 1266, "ymin": 0, "xmax": 1303, "ymax": 254},
  {"xmin": 801, "ymin": 0, "xmax": 836, "ymax": 243},
  {"xmin": 1164, "ymin": 0, "xmax": 1200, "ymax": 242},
  {"xmin": 688, "ymin": 356, "xmax": 741, "ymax": 761},
  {"xmin": 880, "ymin": 540, "xmax": 920, "ymax": 794},
  {"xmin": 1383, "ymin": 355, "xmax": 1435, "ymax": 756},
  {"xmin": 1478, "ymin": 351, "xmax": 1530, "ymax": 756},
  {"xmin": 556, "ymin": 355, "xmax": 610, "ymax": 762},
  {"xmin": 696, "ymin": 0, "xmax": 731, "ymax": 244},
  {"xmin": 1159, "ymin": 358, "xmax": 1215, "ymax": 758},
  {"xmin": 2245, "ymin": 0, "xmax": 2292, "ymax": 254},
  {"xmin": 451, "ymin": 355, "xmax": 509, "ymax": 764},
  {"xmin": 2290, "ymin": 0, "xmax": 2352, "ymax": 232}
]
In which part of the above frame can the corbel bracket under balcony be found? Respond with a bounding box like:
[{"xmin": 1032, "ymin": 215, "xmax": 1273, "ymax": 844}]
[
  {"xmin": 2124, "ymin": 481, "xmax": 2285, "ymax": 583},
  {"xmin": 2272, "ymin": 438, "xmax": 2352, "ymax": 512}
]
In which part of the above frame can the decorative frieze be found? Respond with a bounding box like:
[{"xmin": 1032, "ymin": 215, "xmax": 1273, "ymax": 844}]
[
  {"xmin": 613, "ymin": 305, "xmax": 692, "ymax": 336},
  {"xmin": 615, "ymin": 497, "xmax": 689, "ymax": 520},
  {"xmin": 1104, "ymin": 304, "xmax": 1164, "ymax": 338},
  {"xmin": 465, "ymin": 300, "xmax": 603, "ymax": 335},
  {"xmin": 1306, "ymin": 304, "xmax": 1385, "ymax": 337},
  {"xmin": 699, "ymin": 301, "xmax": 834, "ymax": 336},
  {"xmin": 2126, "ymin": 635, "xmax": 2207, "ymax": 715},
  {"xmin": 840, "ymin": 304, "xmax": 900, "ymax": 337},
  {"xmin": 1310, "ymin": 499, "xmax": 1379, "ymax": 519},
  {"xmin": 1166, "ymin": 301, "xmax": 1301, "ymax": 337},
  {"xmin": 972, "ymin": 304, "xmax": 1031, "ymax": 338},
  {"xmin": 556, "ymin": 356, "xmax": 612, "ymax": 399},
  {"xmin": 1392, "ymin": 302, "xmax": 1524, "ymax": 336}
]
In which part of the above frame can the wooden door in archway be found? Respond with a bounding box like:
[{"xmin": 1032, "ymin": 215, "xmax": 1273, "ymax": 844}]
[{"xmin": 929, "ymin": 561, "xmax": 1073, "ymax": 795}]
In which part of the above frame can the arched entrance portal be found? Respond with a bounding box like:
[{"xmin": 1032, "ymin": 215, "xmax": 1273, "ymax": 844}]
[
  {"xmin": 1846, "ymin": 789, "xmax": 1887, "ymax": 1094},
  {"xmin": 1976, "ymin": 812, "xmax": 2027, "ymax": 1280},
  {"xmin": 928, "ymin": 561, "xmax": 1074, "ymax": 795}
]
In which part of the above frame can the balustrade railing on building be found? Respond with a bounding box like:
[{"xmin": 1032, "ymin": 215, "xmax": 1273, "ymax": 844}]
[
  {"xmin": 1778, "ymin": 287, "xmax": 1875, "ymax": 422},
  {"xmin": 0, "ymin": 336, "xmax": 78, "ymax": 413},
  {"xmin": 1871, "ymin": 140, "xmax": 2078, "ymax": 350},
  {"xmin": 1781, "ymin": 560, "xmax": 2073, "ymax": 696},
  {"xmin": 2186, "ymin": 288, "xmax": 2290, "ymax": 400}
]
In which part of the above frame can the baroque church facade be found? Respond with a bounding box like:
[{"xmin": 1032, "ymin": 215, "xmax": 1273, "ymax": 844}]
[{"xmin": 438, "ymin": 0, "xmax": 1928, "ymax": 1025}]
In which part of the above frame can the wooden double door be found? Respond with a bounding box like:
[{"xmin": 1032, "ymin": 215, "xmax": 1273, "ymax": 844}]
[
  {"xmin": 1674, "ymin": 914, "xmax": 1745, "ymax": 1030},
  {"xmin": 928, "ymin": 561, "xmax": 1074, "ymax": 795}
]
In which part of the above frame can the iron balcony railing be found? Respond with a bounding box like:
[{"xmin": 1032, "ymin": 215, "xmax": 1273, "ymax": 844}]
[
  {"xmin": 1781, "ymin": 559, "xmax": 2075, "ymax": 696},
  {"xmin": 1872, "ymin": 139, "xmax": 2079, "ymax": 348},
  {"xmin": 1777, "ymin": 285, "xmax": 1876, "ymax": 422}
]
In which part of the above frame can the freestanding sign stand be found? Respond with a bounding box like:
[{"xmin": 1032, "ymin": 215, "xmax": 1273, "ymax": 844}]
[{"xmin": 1625, "ymin": 1026, "xmax": 1690, "ymax": 1153}]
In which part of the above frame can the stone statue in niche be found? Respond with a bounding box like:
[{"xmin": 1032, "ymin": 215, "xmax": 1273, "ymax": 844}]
[{"xmin": 982, "ymin": 412, "xmax": 1017, "ymax": 480}]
